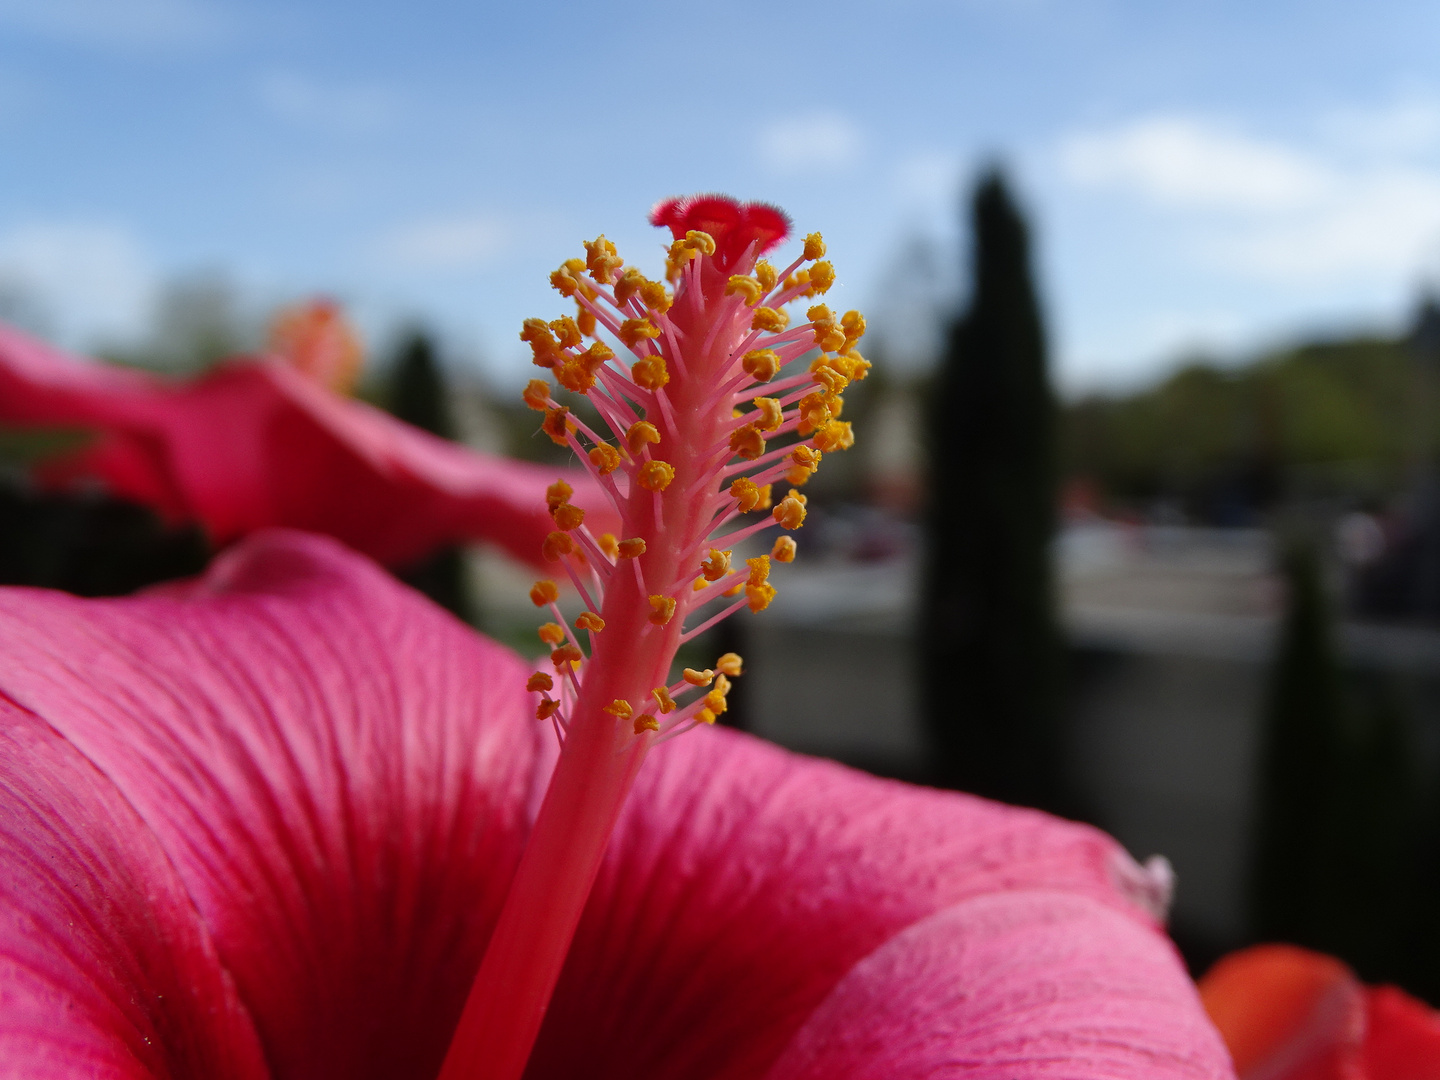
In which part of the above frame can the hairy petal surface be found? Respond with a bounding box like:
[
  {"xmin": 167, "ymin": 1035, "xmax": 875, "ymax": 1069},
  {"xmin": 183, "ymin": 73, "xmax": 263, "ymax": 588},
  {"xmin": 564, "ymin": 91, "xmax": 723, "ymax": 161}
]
[
  {"xmin": 0, "ymin": 322, "xmax": 609, "ymax": 566},
  {"xmin": 528, "ymin": 731, "xmax": 1232, "ymax": 1079},
  {"xmin": 0, "ymin": 531, "xmax": 555, "ymax": 1080}
]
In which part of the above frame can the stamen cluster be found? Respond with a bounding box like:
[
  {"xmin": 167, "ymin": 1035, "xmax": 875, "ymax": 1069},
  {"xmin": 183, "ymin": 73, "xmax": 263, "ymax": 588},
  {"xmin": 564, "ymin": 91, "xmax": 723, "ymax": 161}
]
[{"xmin": 518, "ymin": 195, "xmax": 866, "ymax": 747}]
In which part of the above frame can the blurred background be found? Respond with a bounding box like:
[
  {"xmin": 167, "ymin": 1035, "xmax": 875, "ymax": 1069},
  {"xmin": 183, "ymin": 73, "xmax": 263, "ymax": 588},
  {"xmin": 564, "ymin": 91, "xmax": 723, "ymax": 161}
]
[{"xmin": 5, "ymin": 0, "xmax": 1440, "ymax": 1004}]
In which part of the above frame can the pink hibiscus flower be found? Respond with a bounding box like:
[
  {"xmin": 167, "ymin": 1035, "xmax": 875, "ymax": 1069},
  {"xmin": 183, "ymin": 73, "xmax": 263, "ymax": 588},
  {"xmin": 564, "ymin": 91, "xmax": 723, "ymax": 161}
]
[
  {"xmin": 0, "ymin": 315, "xmax": 606, "ymax": 568},
  {"xmin": 0, "ymin": 529, "xmax": 1232, "ymax": 1079}
]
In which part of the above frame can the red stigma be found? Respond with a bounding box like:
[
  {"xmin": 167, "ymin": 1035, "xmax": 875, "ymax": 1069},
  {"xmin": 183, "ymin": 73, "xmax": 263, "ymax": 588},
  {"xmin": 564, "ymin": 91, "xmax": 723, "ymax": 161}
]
[{"xmin": 649, "ymin": 194, "xmax": 791, "ymax": 270}]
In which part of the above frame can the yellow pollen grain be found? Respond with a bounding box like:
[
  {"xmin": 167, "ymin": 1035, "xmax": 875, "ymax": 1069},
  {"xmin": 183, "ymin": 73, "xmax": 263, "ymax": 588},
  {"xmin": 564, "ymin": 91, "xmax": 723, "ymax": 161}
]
[
  {"xmin": 716, "ymin": 652, "xmax": 743, "ymax": 676},
  {"xmin": 729, "ymin": 424, "xmax": 765, "ymax": 461},
  {"xmin": 575, "ymin": 611, "xmax": 605, "ymax": 632},
  {"xmin": 549, "ymin": 316, "xmax": 582, "ymax": 349},
  {"xmin": 639, "ymin": 279, "xmax": 672, "ymax": 313},
  {"xmin": 542, "ymin": 406, "xmax": 573, "ymax": 446},
  {"xmin": 773, "ymin": 496, "xmax": 807, "ymax": 530},
  {"xmin": 806, "ymin": 261, "xmax": 836, "ymax": 295},
  {"xmin": 742, "ymin": 349, "xmax": 781, "ymax": 383},
  {"xmin": 523, "ymin": 379, "xmax": 551, "ymax": 411},
  {"xmin": 617, "ymin": 537, "xmax": 647, "ymax": 559},
  {"xmin": 551, "ymin": 643, "xmax": 583, "ymax": 668},
  {"xmin": 755, "ymin": 260, "xmax": 778, "ymax": 290},
  {"xmin": 634, "ymin": 714, "xmax": 660, "ymax": 734},
  {"xmin": 619, "ymin": 318, "xmax": 661, "ymax": 346},
  {"xmin": 747, "ymin": 555, "xmax": 770, "ymax": 586},
  {"xmin": 576, "ymin": 303, "xmax": 596, "ymax": 337},
  {"xmin": 683, "ymin": 668, "xmax": 714, "ymax": 686},
  {"xmin": 745, "ymin": 582, "xmax": 776, "ymax": 613},
  {"xmin": 538, "ymin": 623, "xmax": 566, "ymax": 646},
  {"xmin": 756, "ymin": 484, "xmax": 774, "ymax": 511},
  {"xmin": 648, "ymin": 594, "xmax": 677, "ymax": 625},
  {"xmin": 814, "ymin": 420, "xmax": 854, "ymax": 453},
  {"xmin": 546, "ymin": 479, "xmax": 573, "ymax": 511},
  {"xmin": 542, "ymin": 531, "xmax": 574, "ymax": 561},
  {"xmin": 700, "ymin": 548, "xmax": 732, "ymax": 581},
  {"xmin": 841, "ymin": 309, "xmax": 866, "ymax": 343},
  {"xmin": 614, "ymin": 267, "xmax": 648, "ymax": 305},
  {"xmin": 638, "ymin": 460, "xmax": 675, "ymax": 492},
  {"xmin": 632, "ymin": 354, "xmax": 669, "ymax": 390},
  {"xmin": 684, "ymin": 230, "xmax": 717, "ymax": 256},
  {"xmin": 598, "ymin": 533, "xmax": 619, "ymax": 559},
  {"xmin": 803, "ymin": 232, "xmax": 826, "ymax": 260},
  {"xmin": 536, "ymin": 697, "xmax": 560, "ymax": 720},
  {"xmin": 529, "ymin": 580, "xmax": 559, "ymax": 606},
  {"xmin": 626, "ymin": 420, "xmax": 661, "ymax": 454},
  {"xmin": 603, "ymin": 699, "xmax": 634, "ymax": 720},
  {"xmin": 725, "ymin": 275, "xmax": 764, "ymax": 305},
  {"xmin": 730, "ymin": 476, "xmax": 761, "ymax": 512},
  {"xmin": 752, "ymin": 396, "xmax": 783, "ymax": 431},
  {"xmin": 772, "ymin": 535, "xmax": 797, "ymax": 563},
  {"xmin": 751, "ymin": 307, "xmax": 790, "ymax": 333},
  {"xmin": 652, "ymin": 686, "xmax": 677, "ymax": 713},
  {"xmin": 584, "ymin": 235, "xmax": 623, "ymax": 284},
  {"xmin": 589, "ymin": 444, "xmax": 621, "ymax": 475},
  {"xmin": 552, "ymin": 503, "xmax": 585, "ymax": 531},
  {"xmin": 526, "ymin": 672, "xmax": 554, "ymax": 693}
]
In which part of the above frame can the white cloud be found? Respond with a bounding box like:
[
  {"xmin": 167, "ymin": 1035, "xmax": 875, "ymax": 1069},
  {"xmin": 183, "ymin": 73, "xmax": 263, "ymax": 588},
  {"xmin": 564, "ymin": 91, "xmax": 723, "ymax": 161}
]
[
  {"xmin": 1061, "ymin": 117, "xmax": 1332, "ymax": 210},
  {"xmin": 1322, "ymin": 96, "xmax": 1440, "ymax": 157},
  {"xmin": 257, "ymin": 73, "xmax": 401, "ymax": 137},
  {"xmin": 758, "ymin": 114, "xmax": 864, "ymax": 175},
  {"xmin": 0, "ymin": 222, "xmax": 156, "ymax": 344},
  {"xmin": 375, "ymin": 214, "xmax": 512, "ymax": 272},
  {"xmin": 0, "ymin": 0, "xmax": 231, "ymax": 51}
]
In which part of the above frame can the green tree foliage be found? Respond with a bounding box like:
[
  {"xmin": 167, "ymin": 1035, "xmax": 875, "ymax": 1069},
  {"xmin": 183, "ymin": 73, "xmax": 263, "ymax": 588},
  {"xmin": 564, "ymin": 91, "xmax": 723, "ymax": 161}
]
[
  {"xmin": 386, "ymin": 331, "xmax": 480, "ymax": 627},
  {"xmin": 920, "ymin": 169, "xmax": 1066, "ymax": 811},
  {"xmin": 1250, "ymin": 539, "xmax": 1417, "ymax": 986}
]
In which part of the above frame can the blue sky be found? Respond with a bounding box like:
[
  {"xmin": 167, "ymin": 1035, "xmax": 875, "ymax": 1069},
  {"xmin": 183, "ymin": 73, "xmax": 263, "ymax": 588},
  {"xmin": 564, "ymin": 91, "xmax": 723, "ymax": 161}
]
[{"xmin": 4, "ymin": 0, "xmax": 1440, "ymax": 393}]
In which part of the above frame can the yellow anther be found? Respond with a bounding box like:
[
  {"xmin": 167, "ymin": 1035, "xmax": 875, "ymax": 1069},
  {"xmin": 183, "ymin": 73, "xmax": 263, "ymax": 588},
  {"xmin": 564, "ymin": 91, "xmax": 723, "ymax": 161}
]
[
  {"xmin": 638, "ymin": 460, "xmax": 675, "ymax": 491},
  {"xmin": 692, "ymin": 576, "xmax": 708, "ymax": 592},
  {"xmin": 614, "ymin": 267, "xmax": 648, "ymax": 305},
  {"xmin": 584, "ymin": 235, "xmax": 623, "ymax": 285},
  {"xmin": 755, "ymin": 260, "xmax": 778, "ymax": 291},
  {"xmin": 648, "ymin": 594, "xmax": 676, "ymax": 625},
  {"xmin": 683, "ymin": 667, "xmax": 715, "ymax": 686},
  {"xmin": 703, "ymin": 687, "xmax": 728, "ymax": 718},
  {"xmin": 530, "ymin": 579, "xmax": 559, "ymax": 606},
  {"xmin": 542, "ymin": 530, "xmax": 574, "ymax": 561},
  {"xmin": 772, "ymin": 535, "xmax": 796, "ymax": 563},
  {"xmin": 617, "ymin": 537, "xmax": 647, "ymax": 559},
  {"xmin": 631, "ymin": 354, "xmax": 669, "ymax": 390},
  {"xmin": 696, "ymin": 708, "xmax": 717, "ymax": 724},
  {"xmin": 747, "ymin": 554, "xmax": 770, "ymax": 586},
  {"xmin": 756, "ymin": 483, "xmax": 773, "ymax": 511},
  {"xmin": 787, "ymin": 269, "xmax": 810, "ymax": 293},
  {"xmin": 797, "ymin": 392, "xmax": 834, "ymax": 434},
  {"xmin": 813, "ymin": 419, "xmax": 854, "ymax": 452},
  {"xmin": 626, "ymin": 420, "xmax": 661, "ymax": 454},
  {"xmin": 788, "ymin": 489, "xmax": 808, "ymax": 506},
  {"xmin": 725, "ymin": 581, "xmax": 745, "ymax": 596},
  {"xmin": 598, "ymin": 533, "xmax": 619, "ymax": 559},
  {"xmin": 685, "ymin": 230, "xmax": 716, "ymax": 256},
  {"xmin": 589, "ymin": 444, "xmax": 621, "ymax": 475},
  {"xmin": 545, "ymin": 479, "xmax": 573, "ymax": 512},
  {"xmin": 841, "ymin": 309, "xmax": 866, "ymax": 344},
  {"xmin": 634, "ymin": 714, "xmax": 660, "ymax": 734},
  {"xmin": 806, "ymin": 260, "xmax": 835, "ymax": 295},
  {"xmin": 811, "ymin": 364, "xmax": 848, "ymax": 395},
  {"xmin": 556, "ymin": 359, "xmax": 596, "ymax": 394},
  {"xmin": 550, "ymin": 264, "xmax": 581, "ymax": 297},
  {"xmin": 521, "ymin": 318, "xmax": 561, "ymax": 368},
  {"xmin": 619, "ymin": 318, "xmax": 661, "ymax": 346},
  {"xmin": 841, "ymin": 350, "xmax": 871, "ymax": 380},
  {"xmin": 536, "ymin": 697, "xmax": 560, "ymax": 721},
  {"xmin": 786, "ymin": 465, "xmax": 813, "ymax": 487},
  {"xmin": 730, "ymin": 476, "xmax": 761, "ymax": 512},
  {"xmin": 752, "ymin": 396, "xmax": 783, "ymax": 431},
  {"xmin": 700, "ymin": 548, "xmax": 732, "ymax": 581},
  {"xmin": 742, "ymin": 349, "xmax": 781, "ymax": 383},
  {"xmin": 575, "ymin": 611, "xmax": 605, "ymax": 632},
  {"xmin": 716, "ymin": 652, "xmax": 744, "ymax": 676},
  {"xmin": 549, "ymin": 316, "xmax": 583, "ymax": 350},
  {"xmin": 726, "ymin": 275, "xmax": 764, "ymax": 305},
  {"xmin": 603, "ymin": 698, "xmax": 634, "ymax": 720},
  {"xmin": 807, "ymin": 304, "xmax": 846, "ymax": 352},
  {"xmin": 652, "ymin": 686, "xmax": 677, "ymax": 713},
  {"xmin": 751, "ymin": 307, "xmax": 790, "ymax": 333},
  {"xmin": 729, "ymin": 424, "xmax": 765, "ymax": 461},
  {"xmin": 526, "ymin": 672, "xmax": 554, "ymax": 693},
  {"xmin": 552, "ymin": 503, "xmax": 585, "ymax": 531},
  {"xmin": 803, "ymin": 232, "xmax": 826, "ymax": 260},
  {"xmin": 551, "ymin": 643, "xmax": 583, "ymax": 668},
  {"xmin": 791, "ymin": 444, "xmax": 822, "ymax": 470},
  {"xmin": 668, "ymin": 238, "xmax": 697, "ymax": 265},
  {"xmin": 639, "ymin": 279, "xmax": 672, "ymax": 313},
  {"xmin": 745, "ymin": 581, "xmax": 776, "ymax": 612},
  {"xmin": 575, "ymin": 302, "xmax": 596, "ymax": 337},
  {"xmin": 523, "ymin": 379, "xmax": 552, "ymax": 411},
  {"xmin": 542, "ymin": 406, "xmax": 573, "ymax": 446},
  {"xmin": 773, "ymin": 495, "xmax": 807, "ymax": 530},
  {"xmin": 538, "ymin": 622, "xmax": 566, "ymax": 646}
]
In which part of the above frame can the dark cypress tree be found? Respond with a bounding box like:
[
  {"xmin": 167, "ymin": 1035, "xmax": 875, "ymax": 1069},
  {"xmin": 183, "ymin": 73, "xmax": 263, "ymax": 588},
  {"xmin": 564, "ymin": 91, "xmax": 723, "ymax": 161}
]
[
  {"xmin": 920, "ymin": 168, "xmax": 1065, "ymax": 811},
  {"xmin": 387, "ymin": 331, "xmax": 480, "ymax": 627}
]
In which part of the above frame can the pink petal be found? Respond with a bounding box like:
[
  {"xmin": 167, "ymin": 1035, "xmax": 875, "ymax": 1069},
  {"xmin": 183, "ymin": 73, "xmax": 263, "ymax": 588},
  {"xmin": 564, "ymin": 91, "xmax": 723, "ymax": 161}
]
[
  {"xmin": 0, "ymin": 321, "xmax": 611, "ymax": 566},
  {"xmin": 526, "ymin": 728, "xmax": 1232, "ymax": 1079},
  {"xmin": 0, "ymin": 699, "xmax": 267, "ymax": 1079},
  {"xmin": 0, "ymin": 530, "xmax": 555, "ymax": 1079},
  {"xmin": 763, "ymin": 891, "xmax": 1231, "ymax": 1079}
]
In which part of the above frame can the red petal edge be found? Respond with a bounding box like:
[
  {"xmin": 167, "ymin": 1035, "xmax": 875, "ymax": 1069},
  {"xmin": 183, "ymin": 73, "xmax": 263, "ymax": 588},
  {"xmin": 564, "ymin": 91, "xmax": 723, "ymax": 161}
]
[{"xmin": 649, "ymin": 194, "xmax": 791, "ymax": 269}]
